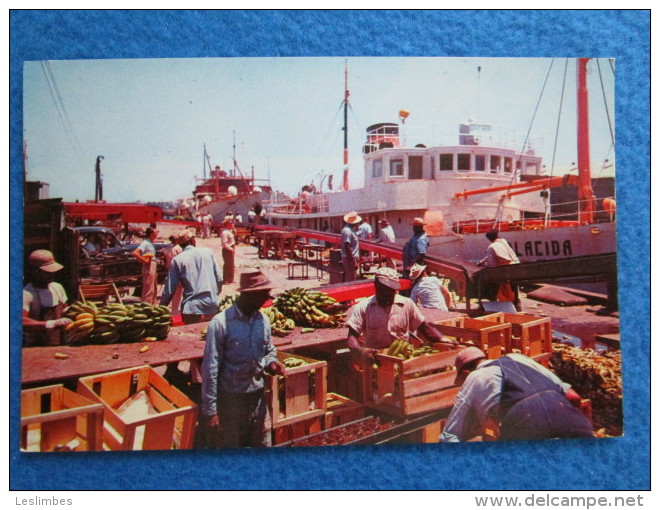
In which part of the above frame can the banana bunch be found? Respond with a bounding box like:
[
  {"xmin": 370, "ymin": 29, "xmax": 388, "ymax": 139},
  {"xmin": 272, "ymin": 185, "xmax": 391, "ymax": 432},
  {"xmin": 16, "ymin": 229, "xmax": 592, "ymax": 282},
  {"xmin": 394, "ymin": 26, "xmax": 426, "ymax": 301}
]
[
  {"xmin": 282, "ymin": 356, "xmax": 307, "ymax": 368},
  {"xmin": 64, "ymin": 301, "xmax": 99, "ymax": 345},
  {"xmin": 386, "ymin": 339, "xmax": 441, "ymax": 359},
  {"xmin": 272, "ymin": 288, "xmax": 346, "ymax": 328},
  {"xmin": 218, "ymin": 294, "xmax": 238, "ymax": 313},
  {"xmin": 262, "ymin": 306, "xmax": 295, "ymax": 337},
  {"xmin": 63, "ymin": 301, "xmax": 171, "ymax": 345}
]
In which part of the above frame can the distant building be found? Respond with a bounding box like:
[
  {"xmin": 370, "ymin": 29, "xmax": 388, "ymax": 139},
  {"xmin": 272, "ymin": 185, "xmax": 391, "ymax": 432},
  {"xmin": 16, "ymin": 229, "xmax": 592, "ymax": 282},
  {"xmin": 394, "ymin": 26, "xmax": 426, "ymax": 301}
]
[{"xmin": 25, "ymin": 181, "xmax": 50, "ymax": 202}]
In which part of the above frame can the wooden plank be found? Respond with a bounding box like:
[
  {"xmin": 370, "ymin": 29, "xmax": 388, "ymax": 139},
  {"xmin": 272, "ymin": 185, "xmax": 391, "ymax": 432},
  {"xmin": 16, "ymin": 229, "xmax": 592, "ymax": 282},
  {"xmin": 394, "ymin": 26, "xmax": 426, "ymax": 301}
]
[
  {"xmin": 40, "ymin": 416, "xmax": 77, "ymax": 451},
  {"xmin": 142, "ymin": 415, "xmax": 177, "ymax": 450},
  {"xmin": 402, "ymin": 370, "xmax": 456, "ymax": 398},
  {"xmin": 403, "ymin": 386, "xmax": 460, "ymax": 415}
]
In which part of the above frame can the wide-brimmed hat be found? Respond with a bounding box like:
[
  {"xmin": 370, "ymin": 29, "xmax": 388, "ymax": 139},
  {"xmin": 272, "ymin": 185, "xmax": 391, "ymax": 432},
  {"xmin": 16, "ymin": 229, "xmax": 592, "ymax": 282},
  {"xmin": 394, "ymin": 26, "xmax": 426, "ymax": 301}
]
[
  {"xmin": 374, "ymin": 267, "xmax": 401, "ymax": 290},
  {"xmin": 454, "ymin": 347, "xmax": 487, "ymax": 384},
  {"xmin": 412, "ymin": 217, "xmax": 426, "ymax": 226},
  {"xmin": 28, "ymin": 250, "xmax": 63, "ymax": 272},
  {"xmin": 177, "ymin": 229, "xmax": 196, "ymax": 243},
  {"xmin": 236, "ymin": 270, "xmax": 274, "ymax": 293},
  {"xmin": 409, "ymin": 263, "xmax": 426, "ymax": 280},
  {"xmin": 343, "ymin": 211, "xmax": 362, "ymax": 225}
]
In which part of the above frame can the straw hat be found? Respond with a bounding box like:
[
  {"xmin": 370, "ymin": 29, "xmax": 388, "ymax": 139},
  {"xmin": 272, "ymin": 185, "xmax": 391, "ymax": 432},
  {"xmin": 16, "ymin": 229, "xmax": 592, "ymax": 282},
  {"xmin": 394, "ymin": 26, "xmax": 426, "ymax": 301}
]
[
  {"xmin": 236, "ymin": 270, "xmax": 274, "ymax": 292},
  {"xmin": 409, "ymin": 263, "xmax": 426, "ymax": 280},
  {"xmin": 412, "ymin": 217, "xmax": 426, "ymax": 226},
  {"xmin": 343, "ymin": 211, "xmax": 362, "ymax": 225},
  {"xmin": 28, "ymin": 250, "xmax": 63, "ymax": 272},
  {"xmin": 374, "ymin": 267, "xmax": 401, "ymax": 290}
]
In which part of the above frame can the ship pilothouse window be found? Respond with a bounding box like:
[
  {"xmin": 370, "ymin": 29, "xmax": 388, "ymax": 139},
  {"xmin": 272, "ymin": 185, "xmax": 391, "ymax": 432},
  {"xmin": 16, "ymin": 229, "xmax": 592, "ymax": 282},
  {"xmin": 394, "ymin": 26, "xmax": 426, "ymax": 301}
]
[
  {"xmin": 490, "ymin": 155, "xmax": 501, "ymax": 173},
  {"xmin": 372, "ymin": 159, "xmax": 383, "ymax": 178},
  {"xmin": 439, "ymin": 154, "xmax": 453, "ymax": 171},
  {"xmin": 390, "ymin": 159, "xmax": 404, "ymax": 177},
  {"xmin": 475, "ymin": 155, "xmax": 486, "ymax": 171},
  {"xmin": 504, "ymin": 157, "xmax": 513, "ymax": 173},
  {"xmin": 458, "ymin": 154, "xmax": 470, "ymax": 172}
]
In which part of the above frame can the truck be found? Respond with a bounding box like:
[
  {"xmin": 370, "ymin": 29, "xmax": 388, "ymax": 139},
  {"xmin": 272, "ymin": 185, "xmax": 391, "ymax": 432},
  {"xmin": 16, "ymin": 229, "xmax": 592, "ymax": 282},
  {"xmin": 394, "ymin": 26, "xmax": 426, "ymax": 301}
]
[{"xmin": 24, "ymin": 198, "xmax": 169, "ymax": 300}]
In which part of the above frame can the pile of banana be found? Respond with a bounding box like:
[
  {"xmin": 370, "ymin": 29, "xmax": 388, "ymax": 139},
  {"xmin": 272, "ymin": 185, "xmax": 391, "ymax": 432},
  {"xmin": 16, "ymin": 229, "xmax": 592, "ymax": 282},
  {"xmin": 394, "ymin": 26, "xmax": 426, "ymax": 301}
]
[
  {"xmin": 282, "ymin": 356, "xmax": 307, "ymax": 368},
  {"xmin": 551, "ymin": 343, "xmax": 622, "ymax": 435},
  {"xmin": 272, "ymin": 288, "xmax": 346, "ymax": 329},
  {"xmin": 262, "ymin": 306, "xmax": 296, "ymax": 337},
  {"xmin": 386, "ymin": 338, "xmax": 441, "ymax": 359},
  {"xmin": 218, "ymin": 294, "xmax": 238, "ymax": 313},
  {"xmin": 63, "ymin": 301, "xmax": 171, "ymax": 345}
]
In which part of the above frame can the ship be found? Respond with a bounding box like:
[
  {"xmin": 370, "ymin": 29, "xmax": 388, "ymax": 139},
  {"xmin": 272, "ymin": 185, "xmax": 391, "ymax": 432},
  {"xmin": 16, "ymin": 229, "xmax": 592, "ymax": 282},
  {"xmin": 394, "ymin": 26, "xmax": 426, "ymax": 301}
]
[
  {"xmin": 190, "ymin": 139, "xmax": 289, "ymax": 224},
  {"xmin": 267, "ymin": 58, "xmax": 617, "ymax": 264}
]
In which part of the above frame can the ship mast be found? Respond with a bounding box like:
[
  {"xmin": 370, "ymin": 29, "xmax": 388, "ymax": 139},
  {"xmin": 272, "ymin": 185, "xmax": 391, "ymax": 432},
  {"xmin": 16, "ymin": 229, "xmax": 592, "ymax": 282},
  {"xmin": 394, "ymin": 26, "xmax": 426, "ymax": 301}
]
[
  {"xmin": 341, "ymin": 61, "xmax": 350, "ymax": 191},
  {"xmin": 577, "ymin": 58, "xmax": 595, "ymax": 224}
]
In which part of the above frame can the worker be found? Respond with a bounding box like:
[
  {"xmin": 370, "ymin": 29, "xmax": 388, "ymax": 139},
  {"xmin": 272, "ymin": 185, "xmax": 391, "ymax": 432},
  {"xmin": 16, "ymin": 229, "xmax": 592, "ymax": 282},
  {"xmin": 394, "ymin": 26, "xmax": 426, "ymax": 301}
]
[
  {"xmin": 408, "ymin": 263, "xmax": 449, "ymax": 311},
  {"xmin": 440, "ymin": 347, "xmax": 593, "ymax": 442},
  {"xmin": 357, "ymin": 218, "xmax": 373, "ymax": 240},
  {"xmin": 477, "ymin": 229, "xmax": 520, "ymax": 308},
  {"xmin": 162, "ymin": 235, "xmax": 183, "ymax": 315},
  {"xmin": 376, "ymin": 218, "xmax": 396, "ymax": 269},
  {"xmin": 201, "ymin": 270, "xmax": 285, "ymax": 448},
  {"xmin": 220, "ymin": 220, "xmax": 236, "ymax": 284},
  {"xmin": 402, "ymin": 217, "xmax": 429, "ymax": 278},
  {"xmin": 346, "ymin": 267, "xmax": 444, "ymax": 363},
  {"xmin": 22, "ymin": 250, "xmax": 72, "ymax": 346},
  {"xmin": 340, "ymin": 211, "xmax": 362, "ymax": 282},
  {"xmin": 160, "ymin": 228, "xmax": 223, "ymax": 399},
  {"xmin": 131, "ymin": 227, "xmax": 159, "ymax": 305},
  {"xmin": 160, "ymin": 229, "xmax": 223, "ymax": 325},
  {"xmin": 195, "ymin": 213, "xmax": 203, "ymax": 236},
  {"xmin": 202, "ymin": 212, "xmax": 213, "ymax": 239}
]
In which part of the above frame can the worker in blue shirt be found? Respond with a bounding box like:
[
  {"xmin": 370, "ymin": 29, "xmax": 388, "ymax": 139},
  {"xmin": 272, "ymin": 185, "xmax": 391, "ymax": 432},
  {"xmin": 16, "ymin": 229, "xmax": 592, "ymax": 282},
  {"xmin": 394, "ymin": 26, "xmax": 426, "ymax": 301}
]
[
  {"xmin": 201, "ymin": 270, "xmax": 285, "ymax": 448},
  {"xmin": 402, "ymin": 217, "xmax": 429, "ymax": 278}
]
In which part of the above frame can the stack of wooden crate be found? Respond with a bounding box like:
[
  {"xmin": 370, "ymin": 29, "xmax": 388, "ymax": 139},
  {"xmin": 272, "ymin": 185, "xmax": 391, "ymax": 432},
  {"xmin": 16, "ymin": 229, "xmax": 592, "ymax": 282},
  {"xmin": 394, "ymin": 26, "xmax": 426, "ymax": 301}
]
[{"xmin": 477, "ymin": 312, "xmax": 552, "ymax": 358}]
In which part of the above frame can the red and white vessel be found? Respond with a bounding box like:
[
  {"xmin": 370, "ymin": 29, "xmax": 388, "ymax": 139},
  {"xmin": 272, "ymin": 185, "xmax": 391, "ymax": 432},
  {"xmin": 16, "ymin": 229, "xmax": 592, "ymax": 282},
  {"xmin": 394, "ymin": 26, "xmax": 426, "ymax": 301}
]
[{"xmin": 268, "ymin": 58, "xmax": 616, "ymax": 264}]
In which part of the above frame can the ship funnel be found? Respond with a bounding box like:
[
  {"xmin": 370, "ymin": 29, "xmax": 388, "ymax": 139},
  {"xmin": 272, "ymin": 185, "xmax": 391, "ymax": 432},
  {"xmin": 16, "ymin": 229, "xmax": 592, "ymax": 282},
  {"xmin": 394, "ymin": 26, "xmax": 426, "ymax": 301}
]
[{"xmin": 363, "ymin": 122, "xmax": 400, "ymax": 154}]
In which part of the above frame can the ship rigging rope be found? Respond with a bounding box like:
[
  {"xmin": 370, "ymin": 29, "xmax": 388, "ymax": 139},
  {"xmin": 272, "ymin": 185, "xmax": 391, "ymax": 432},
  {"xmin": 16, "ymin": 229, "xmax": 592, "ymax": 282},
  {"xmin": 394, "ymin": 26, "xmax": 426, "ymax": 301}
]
[
  {"xmin": 40, "ymin": 61, "xmax": 86, "ymax": 169},
  {"xmin": 548, "ymin": 58, "xmax": 570, "ymax": 179},
  {"xmin": 596, "ymin": 59, "xmax": 616, "ymax": 149}
]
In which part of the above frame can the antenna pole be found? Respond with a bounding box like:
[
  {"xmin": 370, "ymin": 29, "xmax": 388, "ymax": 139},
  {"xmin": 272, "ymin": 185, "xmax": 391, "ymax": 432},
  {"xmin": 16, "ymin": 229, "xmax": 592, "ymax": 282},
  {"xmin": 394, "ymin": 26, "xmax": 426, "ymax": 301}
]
[{"xmin": 342, "ymin": 60, "xmax": 350, "ymax": 191}]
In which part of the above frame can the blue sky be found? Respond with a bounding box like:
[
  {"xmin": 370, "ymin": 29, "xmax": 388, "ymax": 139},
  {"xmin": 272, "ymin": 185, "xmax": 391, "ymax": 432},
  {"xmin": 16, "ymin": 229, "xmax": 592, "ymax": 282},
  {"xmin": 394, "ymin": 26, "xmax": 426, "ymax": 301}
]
[{"xmin": 23, "ymin": 56, "xmax": 615, "ymax": 203}]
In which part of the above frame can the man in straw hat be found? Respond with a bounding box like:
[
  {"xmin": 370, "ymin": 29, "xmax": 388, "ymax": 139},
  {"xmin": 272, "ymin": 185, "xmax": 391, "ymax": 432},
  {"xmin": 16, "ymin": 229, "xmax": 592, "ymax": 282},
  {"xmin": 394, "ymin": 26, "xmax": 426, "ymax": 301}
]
[
  {"xmin": 346, "ymin": 267, "xmax": 444, "ymax": 364},
  {"xmin": 340, "ymin": 211, "xmax": 362, "ymax": 282},
  {"xmin": 22, "ymin": 249, "xmax": 72, "ymax": 346},
  {"xmin": 440, "ymin": 347, "xmax": 592, "ymax": 442},
  {"xmin": 201, "ymin": 269, "xmax": 285, "ymax": 448},
  {"xmin": 408, "ymin": 263, "xmax": 449, "ymax": 311},
  {"xmin": 402, "ymin": 217, "xmax": 429, "ymax": 279}
]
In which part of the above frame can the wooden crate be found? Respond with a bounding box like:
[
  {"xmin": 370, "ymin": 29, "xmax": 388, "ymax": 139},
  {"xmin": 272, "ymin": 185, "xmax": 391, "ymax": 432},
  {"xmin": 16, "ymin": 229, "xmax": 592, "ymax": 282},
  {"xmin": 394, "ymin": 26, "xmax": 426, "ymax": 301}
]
[
  {"xmin": 77, "ymin": 365, "xmax": 198, "ymax": 451},
  {"xmin": 478, "ymin": 312, "xmax": 552, "ymax": 357},
  {"xmin": 362, "ymin": 346, "xmax": 462, "ymax": 417},
  {"xmin": 21, "ymin": 385, "xmax": 104, "ymax": 452},
  {"xmin": 433, "ymin": 317, "xmax": 512, "ymax": 359},
  {"xmin": 323, "ymin": 392, "xmax": 365, "ymax": 429},
  {"xmin": 272, "ymin": 415, "xmax": 323, "ymax": 445},
  {"xmin": 267, "ymin": 352, "xmax": 327, "ymax": 428}
]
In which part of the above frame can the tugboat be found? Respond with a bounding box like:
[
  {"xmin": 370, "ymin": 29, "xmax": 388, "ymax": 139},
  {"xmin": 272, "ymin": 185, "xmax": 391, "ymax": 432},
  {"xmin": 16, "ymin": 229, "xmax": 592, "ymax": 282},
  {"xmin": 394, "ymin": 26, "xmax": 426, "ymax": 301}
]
[{"xmin": 268, "ymin": 58, "xmax": 616, "ymax": 263}]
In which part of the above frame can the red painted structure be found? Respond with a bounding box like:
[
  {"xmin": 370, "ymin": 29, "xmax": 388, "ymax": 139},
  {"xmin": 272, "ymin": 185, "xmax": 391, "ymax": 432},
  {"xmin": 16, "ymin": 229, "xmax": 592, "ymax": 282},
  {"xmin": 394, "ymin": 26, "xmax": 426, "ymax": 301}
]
[{"xmin": 64, "ymin": 202, "xmax": 164, "ymax": 224}]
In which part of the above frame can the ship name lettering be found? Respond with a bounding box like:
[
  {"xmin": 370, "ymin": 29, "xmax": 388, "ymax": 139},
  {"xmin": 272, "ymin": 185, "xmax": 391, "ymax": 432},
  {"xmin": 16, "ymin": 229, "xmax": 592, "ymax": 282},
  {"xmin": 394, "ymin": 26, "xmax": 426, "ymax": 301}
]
[{"xmin": 513, "ymin": 239, "xmax": 572, "ymax": 257}]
